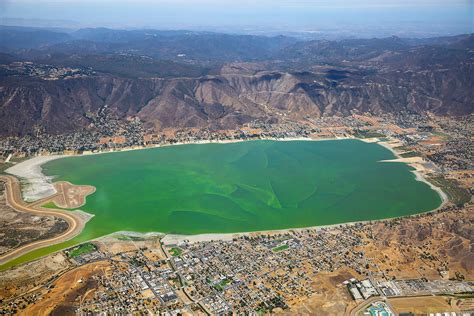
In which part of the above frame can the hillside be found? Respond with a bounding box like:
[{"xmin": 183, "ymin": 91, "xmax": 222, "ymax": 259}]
[{"xmin": 0, "ymin": 28, "xmax": 472, "ymax": 136}]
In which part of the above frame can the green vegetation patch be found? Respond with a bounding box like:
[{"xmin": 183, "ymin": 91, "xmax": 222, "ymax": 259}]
[
  {"xmin": 116, "ymin": 235, "xmax": 145, "ymax": 241},
  {"xmin": 169, "ymin": 247, "xmax": 183, "ymax": 257},
  {"xmin": 0, "ymin": 163, "xmax": 12, "ymax": 174},
  {"xmin": 399, "ymin": 151, "xmax": 421, "ymax": 158},
  {"xmin": 354, "ymin": 130, "xmax": 386, "ymax": 139},
  {"xmin": 213, "ymin": 278, "xmax": 232, "ymax": 291},
  {"xmin": 428, "ymin": 176, "xmax": 471, "ymax": 207},
  {"xmin": 41, "ymin": 201, "xmax": 60, "ymax": 209},
  {"xmin": 41, "ymin": 201, "xmax": 79, "ymax": 211},
  {"xmin": 393, "ymin": 145, "xmax": 413, "ymax": 152},
  {"xmin": 67, "ymin": 242, "xmax": 97, "ymax": 258},
  {"xmin": 432, "ymin": 131, "xmax": 451, "ymax": 140},
  {"xmin": 272, "ymin": 244, "xmax": 289, "ymax": 252}
]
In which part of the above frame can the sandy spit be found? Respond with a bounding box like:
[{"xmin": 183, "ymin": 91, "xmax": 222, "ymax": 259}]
[
  {"xmin": 377, "ymin": 140, "xmax": 448, "ymax": 207},
  {"xmin": 6, "ymin": 155, "xmax": 66, "ymax": 202}
]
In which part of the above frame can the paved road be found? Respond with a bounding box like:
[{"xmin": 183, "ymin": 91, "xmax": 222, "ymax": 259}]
[
  {"xmin": 349, "ymin": 297, "xmax": 382, "ymax": 316},
  {"xmin": 0, "ymin": 175, "xmax": 83, "ymax": 266}
]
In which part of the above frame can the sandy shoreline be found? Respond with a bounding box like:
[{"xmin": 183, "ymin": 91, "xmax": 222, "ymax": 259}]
[
  {"xmin": 5, "ymin": 155, "xmax": 66, "ymax": 202},
  {"xmin": 160, "ymin": 137, "xmax": 449, "ymax": 245},
  {"xmin": 5, "ymin": 136, "xmax": 449, "ymax": 248},
  {"xmin": 5, "ymin": 136, "xmax": 348, "ymax": 202},
  {"xmin": 376, "ymin": 139, "xmax": 448, "ymax": 208},
  {"xmin": 159, "ymin": 211, "xmax": 436, "ymax": 246}
]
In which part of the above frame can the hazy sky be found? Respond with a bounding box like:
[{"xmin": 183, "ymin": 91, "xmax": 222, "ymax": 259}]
[{"xmin": 1, "ymin": 0, "xmax": 473, "ymax": 36}]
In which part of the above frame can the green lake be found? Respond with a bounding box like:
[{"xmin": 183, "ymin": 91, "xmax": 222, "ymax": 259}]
[{"xmin": 2, "ymin": 139, "xmax": 442, "ymax": 269}]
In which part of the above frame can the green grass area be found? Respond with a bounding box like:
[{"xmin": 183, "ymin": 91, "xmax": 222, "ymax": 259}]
[
  {"xmin": 66, "ymin": 243, "xmax": 97, "ymax": 258},
  {"xmin": 354, "ymin": 130, "xmax": 386, "ymax": 139},
  {"xmin": 169, "ymin": 276, "xmax": 182, "ymax": 287},
  {"xmin": 399, "ymin": 151, "xmax": 421, "ymax": 158},
  {"xmin": 428, "ymin": 176, "xmax": 471, "ymax": 207},
  {"xmin": 213, "ymin": 278, "xmax": 232, "ymax": 291},
  {"xmin": 169, "ymin": 247, "xmax": 182, "ymax": 257},
  {"xmin": 432, "ymin": 131, "xmax": 451, "ymax": 140},
  {"xmin": 393, "ymin": 145, "xmax": 413, "ymax": 152},
  {"xmin": 272, "ymin": 244, "xmax": 289, "ymax": 252},
  {"xmin": 40, "ymin": 201, "xmax": 79, "ymax": 211},
  {"xmin": 116, "ymin": 235, "xmax": 145, "ymax": 241},
  {"xmin": 0, "ymin": 157, "xmax": 29, "ymax": 174},
  {"xmin": 0, "ymin": 163, "xmax": 10, "ymax": 174},
  {"xmin": 41, "ymin": 201, "xmax": 60, "ymax": 209}
]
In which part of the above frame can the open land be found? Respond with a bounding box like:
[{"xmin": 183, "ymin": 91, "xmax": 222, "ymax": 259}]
[
  {"xmin": 0, "ymin": 175, "xmax": 93, "ymax": 266},
  {"xmin": 0, "ymin": 184, "xmax": 68, "ymax": 257}
]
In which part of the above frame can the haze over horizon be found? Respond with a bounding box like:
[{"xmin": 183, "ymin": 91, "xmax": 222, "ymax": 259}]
[{"xmin": 1, "ymin": 0, "xmax": 473, "ymax": 38}]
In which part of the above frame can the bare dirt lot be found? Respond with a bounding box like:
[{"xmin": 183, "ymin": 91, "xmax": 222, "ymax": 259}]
[
  {"xmin": 0, "ymin": 252, "xmax": 71, "ymax": 300},
  {"xmin": 19, "ymin": 261, "xmax": 110, "ymax": 316},
  {"xmin": 389, "ymin": 296, "xmax": 474, "ymax": 314},
  {"xmin": 0, "ymin": 183, "xmax": 68, "ymax": 256},
  {"xmin": 279, "ymin": 269, "xmax": 359, "ymax": 315},
  {"xmin": 51, "ymin": 181, "xmax": 95, "ymax": 209}
]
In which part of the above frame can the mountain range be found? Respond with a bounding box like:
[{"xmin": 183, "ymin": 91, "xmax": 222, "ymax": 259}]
[{"xmin": 0, "ymin": 26, "xmax": 472, "ymax": 136}]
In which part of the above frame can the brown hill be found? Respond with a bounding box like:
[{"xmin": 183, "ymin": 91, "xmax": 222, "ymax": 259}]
[
  {"xmin": 0, "ymin": 31, "xmax": 472, "ymax": 136},
  {"xmin": 1, "ymin": 64, "xmax": 472, "ymax": 136}
]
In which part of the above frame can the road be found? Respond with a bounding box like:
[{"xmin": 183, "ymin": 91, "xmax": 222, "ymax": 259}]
[
  {"xmin": 0, "ymin": 175, "xmax": 84, "ymax": 266},
  {"xmin": 349, "ymin": 297, "xmax": 381, "ymax": 316}
]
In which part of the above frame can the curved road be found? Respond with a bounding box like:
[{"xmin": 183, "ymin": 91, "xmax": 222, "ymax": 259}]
[{"xmin": 0, "ymin": 175, "xmax": 83, "ymax": 266}]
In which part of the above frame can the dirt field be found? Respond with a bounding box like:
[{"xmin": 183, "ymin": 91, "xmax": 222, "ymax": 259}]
[
  {"xmin": 0, "ymin": 252, "xmax": 71, "ymax": 300},
  {"xmin": 0, "ymin": 184, "xmax": 68, "ymax": 256},
  {"xmin": 389, "ymin": 296, "xmax": 474, "ymax": 314},
  {"xmin": 19, "ymin": 261, "xmax": 110, "ymax": 315},
  {"xmin": 279, "ymin": 269, "xmax": 360, "ymax": 315},
  {"xmin": 51, "ymin": 181, "xmax": 95, "ymax": 209},
  {"xmin": 360, "ymin": 204, "xmax": 474, "ymax": 281},
  {"xmin": 0, "ymin": 175, "xmax": 92, "ymax": 266},
  {"xmin": 97, "ymin": 233, "xmax": 165, "ymax": 258}
]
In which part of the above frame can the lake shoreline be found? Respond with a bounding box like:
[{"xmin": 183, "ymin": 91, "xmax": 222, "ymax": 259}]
[
  {"xmin": 5, "ymin": 136, "xmax": 349, "ymax": 201},
  {"xmin": 163, "ymin": 139, "xmax": 449, "ymax": 245},
  {"xmin": 376, "ymin": 139, "xmax": 448, "ymax": 208},
  {"xmin": 2, "ymin": 136, "xmax": 449, "ymax": 260}
]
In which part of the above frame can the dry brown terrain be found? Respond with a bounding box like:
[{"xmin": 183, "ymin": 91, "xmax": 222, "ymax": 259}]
[
  {"xmin": 278, "ymin": 269, "xmax": 359, "ymax": 315},
  {"xmin": 51, "ymin": 181, "xmax": 96, "ymax": 209},
  {"xmin": 0, "ymin": 252, "xmax": 71, "ymax": 299},
  {"xmin": 18, "ymin": 261, "xmax": 110, "ymax": 316},
  {"xmin": 284, "ymin": 203, "xmax": 474, "ymax": 315},
  {"xmin": 0, "ymin": 175, "xmax": 92, "ymax": 265},
  {"xmin": 361, "ymin": 204, "xmax": 474, "ymax": 280},
  {"xmin": 389, "ymin": 296, "xmax": 474, "ymax": 314},
  {"xmin": 0, "ymin": 184, "xmax": 67, "ymax": 256}
]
